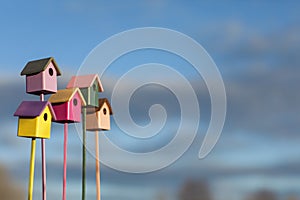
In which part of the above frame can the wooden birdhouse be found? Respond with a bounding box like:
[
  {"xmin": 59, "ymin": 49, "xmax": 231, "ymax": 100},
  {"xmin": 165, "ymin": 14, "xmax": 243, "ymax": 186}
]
[
  {"xmin": 21, "ymin": 57, "xmax": 62, "ymax": 95},
  {"xmin": 66, "ymin": 74, "xmax": 103, "ymax": 108},
  {"xmin": 86, "ymin": 98, "xmax": 113, "ymax": 131},
  {"xmin": 48, "ymin": 88, "xmax": 86, "ymax": 123},
  {"xmin": 14, "ymin": 101, "xmax": 56, "ymax": 139}
]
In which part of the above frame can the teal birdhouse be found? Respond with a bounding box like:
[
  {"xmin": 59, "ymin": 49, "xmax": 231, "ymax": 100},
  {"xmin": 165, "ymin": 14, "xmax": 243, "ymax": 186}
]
[{"xmin": 66, "ymin": 74, "xmax": 103, "ymax": 107}]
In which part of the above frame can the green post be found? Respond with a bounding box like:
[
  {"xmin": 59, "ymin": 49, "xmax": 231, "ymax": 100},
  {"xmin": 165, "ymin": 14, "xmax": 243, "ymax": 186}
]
[{"xmin": 82, "ymin": 107, "xmax": 86, "ymax": 200}]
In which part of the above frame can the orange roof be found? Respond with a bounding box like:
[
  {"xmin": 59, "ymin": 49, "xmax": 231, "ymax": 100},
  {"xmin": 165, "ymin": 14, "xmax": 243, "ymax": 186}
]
[{"xmin": 48, "ymin": 88, "xmax": 86, "ymax": 106}]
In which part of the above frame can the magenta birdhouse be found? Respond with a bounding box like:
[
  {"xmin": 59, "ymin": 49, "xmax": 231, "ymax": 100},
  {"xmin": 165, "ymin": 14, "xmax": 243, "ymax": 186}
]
[
  {"xmin": 21, "ymin": 57, "xmax": 62, "ymax": 95},
  {"xmin": 48, "ymin": 88, "xmax": 86, "ymax": 123}
]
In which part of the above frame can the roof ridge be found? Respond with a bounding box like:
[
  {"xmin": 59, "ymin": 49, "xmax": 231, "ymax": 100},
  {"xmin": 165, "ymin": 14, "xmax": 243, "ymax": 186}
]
[
  {"xmin": 48, "ymin": 88, "xmax": 86, "ymax": 106},
  {"xmin": 14, "ymin": 101, "xmax": 56, "ymax": 120},
  {"xmin": 21, "ymin": 57, "xmax": 62, "ymax": 76}
]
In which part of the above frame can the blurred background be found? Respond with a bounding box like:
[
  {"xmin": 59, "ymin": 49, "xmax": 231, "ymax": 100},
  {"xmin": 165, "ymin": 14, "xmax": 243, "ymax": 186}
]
[{"xmin": 0, "ymin": 1, "xmax": 300, "ymax": 200}]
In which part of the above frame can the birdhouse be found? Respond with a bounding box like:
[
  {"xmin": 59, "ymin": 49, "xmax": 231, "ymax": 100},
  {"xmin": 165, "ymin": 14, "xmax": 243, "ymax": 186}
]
[
  {"xmin": 14, "ymin": 101, "xmax": 56, "ymax": 139},
  {"xmin": 21, "ymin": 57, "xmax": 62, "ymax": 95},
  {"xmin": 86, "ymin": 98, "xmax": 113, "ymax": 131},
  {"xmin": 48, "ymin": 88, "xmax": 86, "ymax": 123},
  {"xmin": 66, "ymin": 74, "xmax": 103, "ymax": 107}
]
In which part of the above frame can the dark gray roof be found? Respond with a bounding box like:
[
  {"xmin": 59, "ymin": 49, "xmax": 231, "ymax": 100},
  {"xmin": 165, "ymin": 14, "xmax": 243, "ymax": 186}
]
[{"xmin": 20, "ymin": 57, "xmax": 62, "ymax": 76}]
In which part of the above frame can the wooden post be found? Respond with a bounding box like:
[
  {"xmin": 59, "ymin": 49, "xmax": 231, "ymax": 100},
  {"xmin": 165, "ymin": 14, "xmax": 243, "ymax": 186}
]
[
  {"xmin": 63, "ymin": 123, "xmax": 68, "ymax": 200},
  {"xmin": 40, "ymin": 94, "xmax": 47, "ymax": 200},
  {"xmin": 28, "ymin": 138, "xmax": 36, "ymax": 200},
  {"xmin": 82, "ymin": 107, "xmax": 86, "ymax": 200},
  {"xmin": 19, "ymin": 57, "xmax": 61, "ymax": 200},
  {"xmin": 95, "ymin": 131, "xmax": 101, "ymax": 200}
]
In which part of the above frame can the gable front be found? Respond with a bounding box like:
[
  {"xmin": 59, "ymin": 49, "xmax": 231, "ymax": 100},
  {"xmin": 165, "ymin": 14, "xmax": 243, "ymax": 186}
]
[
  {"xmin": 36, "ymin": 106, "xmax": 52, "ymax": 139},
  {"xmin": 88, "ymin": 83, "xmax": 99, "ymax": 107},
  {"xmin": 98, "ymin": 103, "xmax": 111, "ymax": 130},
  {"xmin": 42, "ymin": 61, "xmax": 58, "ymax": 92},
  {"xmin": 68, "ymin": 92, "xmax": 82, "ymax": 122}
]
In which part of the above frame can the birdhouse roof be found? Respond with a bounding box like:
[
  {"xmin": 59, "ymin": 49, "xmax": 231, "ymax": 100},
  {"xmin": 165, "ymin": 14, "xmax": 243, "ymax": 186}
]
[
  {"xmin": 66, "ymin": 74, "xmax": 104, "ymax": 92},
  {"xmin": 48, "ymin": 88, "xmax": 86, "ymax": 106},
  {"xmin": 87, "ymin": 98, "xmax": 113, "ymax": 114},
  {"xmin": 21, "ymin": 57, "xmax": 62, "ymax": 76},
  {"xmin": 14, "ymin": 101, "xmax": 56, "ymax": 120}
]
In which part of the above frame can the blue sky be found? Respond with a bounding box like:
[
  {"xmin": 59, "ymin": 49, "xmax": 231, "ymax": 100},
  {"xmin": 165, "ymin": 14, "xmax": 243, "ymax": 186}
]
[{"xmin": 0, "ymin": 1, "xmax": 300, "ymax": 200}]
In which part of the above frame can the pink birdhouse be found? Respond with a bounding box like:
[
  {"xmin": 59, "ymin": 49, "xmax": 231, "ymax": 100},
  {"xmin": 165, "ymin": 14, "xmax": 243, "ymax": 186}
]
[
  {"xmin": 48, "ymin": 88, "xmax": 86, "ymax": 123},
  {"xmin": 21, "ymin": 57, "xmax": 62, "ymax": 95},
  {"xmin": 86, "ymin": 98, "xmax": 113, "ymax": 131}
]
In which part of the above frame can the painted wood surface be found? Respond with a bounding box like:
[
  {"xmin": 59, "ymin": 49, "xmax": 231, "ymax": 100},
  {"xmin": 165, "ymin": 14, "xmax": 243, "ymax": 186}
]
[
  {"xmin": 66, "ymin": 74, "xmax": 103, "ymax": 92},
  {"xmin": 21, "ymin": 57, "xmax": 61, "ymax": 95},
  {"xmin": 82, "ymin": 107, "xmax": 86, "ymax": 200},
  {"xmin": 63, "ymin": 123, "xmax": 68, "ymax": 200},
  {"xmin": 14, "ymin": 101, "xmax": 56, "ymax": 139},
  {"xmin": 40, "ymin": 94, "xmax": 47, "ymax": 200},
  {"xmin": 66, "ymin": 74, "xmax": 103, "ymax": 107},
  {"xmin": 28, "ymin": 139, "xmax": 36, "ymax": 200},
  {"xmin": 21, "ymin": 57, "xmax": 61, "ymax": 76},
  {"xmin": 95, "ymin": 131, "xmax": 101, "ymax": 200},
  {"xmin": 86, "ymin": 99, "xmax": 112, "ymax": 131},
  {"xmin": 50, "ymin": 88, "xmax": 86, "ymax": 123}
]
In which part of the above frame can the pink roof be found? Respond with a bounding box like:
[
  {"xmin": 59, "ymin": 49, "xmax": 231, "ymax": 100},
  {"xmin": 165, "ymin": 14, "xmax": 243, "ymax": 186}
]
[
  {"xmin": 66, "ymin": 74, "xmax": 103, "ymax": 92},
  {"xmin": 14, "ymin": 101, "xmax": 56, "ymax": 120}
]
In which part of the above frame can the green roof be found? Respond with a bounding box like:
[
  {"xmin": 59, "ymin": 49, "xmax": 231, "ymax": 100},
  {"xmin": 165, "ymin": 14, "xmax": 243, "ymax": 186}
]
[{"xmin": 21, "ymin": 57, "xmax": 62, "ymax": 76}]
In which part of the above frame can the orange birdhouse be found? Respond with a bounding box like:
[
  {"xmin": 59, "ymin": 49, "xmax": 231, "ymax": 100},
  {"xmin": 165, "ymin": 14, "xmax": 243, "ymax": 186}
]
[{"xmin": 86, "ymin": 98, "xmax": 113, "ymax": 131}]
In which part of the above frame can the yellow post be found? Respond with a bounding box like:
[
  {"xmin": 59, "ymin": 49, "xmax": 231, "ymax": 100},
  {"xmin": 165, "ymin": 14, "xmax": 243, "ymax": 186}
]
[{"xmin": 28, "ymin": 138, "xmax": 36, "ymax": 200}]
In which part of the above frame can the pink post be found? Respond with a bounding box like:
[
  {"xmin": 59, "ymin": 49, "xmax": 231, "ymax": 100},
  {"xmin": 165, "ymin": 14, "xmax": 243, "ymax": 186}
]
[
  {"xmin": 63, "ymin": 123, "xmax": 68, "ymax": 200},
  {"xmin": 40, "ymin": 94, "xmax": 47, "ymax": 200}
]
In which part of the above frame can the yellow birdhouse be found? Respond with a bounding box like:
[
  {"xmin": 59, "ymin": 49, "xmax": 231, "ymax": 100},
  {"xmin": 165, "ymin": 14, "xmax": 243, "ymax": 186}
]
[{"xmin": 14, "ymin": 101, "xmax": 56, "ymax": 139}]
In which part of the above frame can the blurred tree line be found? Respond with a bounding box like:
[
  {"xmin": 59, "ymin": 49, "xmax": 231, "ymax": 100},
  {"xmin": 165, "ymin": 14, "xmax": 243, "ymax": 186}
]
[
  {"xmin": 0, "ymin": 165, "xmax": 24, "ymax": 200},
  {"xmin": 176, "ymin": 180, "xmax": 299, "ymax": 200}
]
